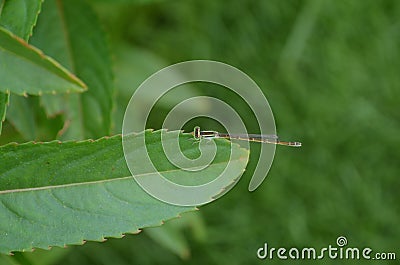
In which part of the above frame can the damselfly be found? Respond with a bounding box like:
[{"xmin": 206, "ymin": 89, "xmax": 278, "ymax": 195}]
[{"xmin": 192, "ymin": 126, "xmax": 301, "ymax": 147}]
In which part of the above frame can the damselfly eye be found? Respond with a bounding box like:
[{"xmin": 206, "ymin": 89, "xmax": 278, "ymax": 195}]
[{"xmin": 193, "ymin": 126, "xmax": 201, "ymax": 139}]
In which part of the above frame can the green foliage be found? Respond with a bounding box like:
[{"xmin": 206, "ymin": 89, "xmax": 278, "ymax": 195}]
[
  {"xmin": 0, "ymin": 26, "xmax": 86, "ymax": 96},
  {"xmin": 0, "ymin": 130, "xmax": 248, "ymax": 254},
  {"xmin": 0, "ymin": 0, "xmax": 399, "ymax": 264},
  {"xmin": 0, "ymin": 0, "xmax": 42, "ymax": 41},
  {"xmin": 29, "ymin": 0, "xmax": 113, "ymax": 139},
  {"xmin": 4, "ymin": 96, "xmax": 36, "ymax": 139},
  {"xmin": 0, "ymin": 0, "xmax": 249, "ymax": 259},
  {"xmin": 0, "ymin": 92, "xmax": 8, "ymax": 134}
]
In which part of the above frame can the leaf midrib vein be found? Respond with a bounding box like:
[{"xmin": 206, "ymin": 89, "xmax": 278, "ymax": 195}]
[{"xmin": 0, "ymin": 160, "xmax": 243, "ymax": 195}]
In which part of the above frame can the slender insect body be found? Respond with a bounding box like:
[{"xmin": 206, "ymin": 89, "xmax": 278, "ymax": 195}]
[{"xmin": 192, "ymin": 126, "xmax": 301, "ymax": 147}]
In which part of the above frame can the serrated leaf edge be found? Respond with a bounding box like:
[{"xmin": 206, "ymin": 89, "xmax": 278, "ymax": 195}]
[
  {"xmin": 0, "ymin": 26, "xmax": 87, "ymax": 95},
  {"xmin": 1, "ymin": 129, "xmax": 247, "ymax": 254}
]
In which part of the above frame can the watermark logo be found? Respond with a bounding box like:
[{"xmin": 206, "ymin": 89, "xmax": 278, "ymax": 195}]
[
  {"xmin": 257, "ymin": 236, "xmax": 396, "ymax": 261},
  {"xmin": 122, "ymin": 60, "xmax": 276, "ymax": 206}
]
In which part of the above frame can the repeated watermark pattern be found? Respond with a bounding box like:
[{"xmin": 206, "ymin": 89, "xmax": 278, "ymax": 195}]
[
  {"xmin": 122, "ymin": 60, "xmax": 276, "ymax": 206},
  {"xmin": 257, "ymin": 236, "xmax": 396, "ymax": 261}
]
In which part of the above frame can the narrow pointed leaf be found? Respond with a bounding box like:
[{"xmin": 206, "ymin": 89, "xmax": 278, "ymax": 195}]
[
  {"xmin": 31, "ymin": 0, "xmax": 114, "ymax": 139},
  {"xmin": 0, "ymin": 130, "xmax": 249, "ymax": 254},
  {"xmin": 0, "ymin": 0, "xmax": 44, "ymax": 135},
  {"xmin": 0, "ymin": 27, "xmax": 86, "ymax": 96},
  {"xmin": 0, "ymin": 0, "xmax": 42, "ymax": 41}
]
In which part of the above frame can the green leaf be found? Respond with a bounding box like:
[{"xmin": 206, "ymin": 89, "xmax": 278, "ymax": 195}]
[
  {"xmin": 31, "ymin": 0, "xmax": 114, "ymax": 139},
  {"xmin": 145, "ymin": 212, "xmax": 206, "ymax": 259},
  {"xmin": 0, "ymin": 0, "xmax": 42, "ymax": 41},
  {"xmin": 0, "ymin": 130, "xmax": 249, "ymax": 254},
  {"xmin": 88, "ymin": 0, "xmax": 165, "ymax": 4},
  {"xmin": 4, "ymin": 95, "xmax": 63, "ymax": 142},
  {"xmin": 4, "ymin": 96, "xmax": 36, "ymax": 140},
  {"xmin": 0, "ymin": 91, "xmax": 8, "ymax": 135},
  {"xmin": 38, "ymin": 94, "xmax": 65, "ymax": 118},
  {"xmin": 0, "ymin": 0, "xmax": 69, "ymax": 135},
  {"xmin": 0, "ymin": 253, "xmax": 16, "ymax": 265},
  {"xmin": 0, "ymin": 27, "xmax": 87, "ymax": 96},
  {"xmin": 146, "ymin": 224, "xmax": 190, "ymax": 259},
  {"xmin": 0, "ymin": 0, "xmax": 42, "ymax": 137}
]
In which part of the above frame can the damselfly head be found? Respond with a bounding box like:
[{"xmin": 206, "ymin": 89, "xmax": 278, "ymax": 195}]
[{"xmin": 193, "ymin": 126, "xmax": 201, "ymax": 139}]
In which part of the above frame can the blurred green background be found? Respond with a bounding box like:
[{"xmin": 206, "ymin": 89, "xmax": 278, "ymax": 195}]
[{"xmin": 2, "ymin": 0, "xmax": 399, "ymax": 264}]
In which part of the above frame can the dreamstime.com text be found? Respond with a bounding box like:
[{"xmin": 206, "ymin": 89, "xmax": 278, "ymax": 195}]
[{"xmin": 257, "ymin": 236, "xmax": 396, "ymax": 261}]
